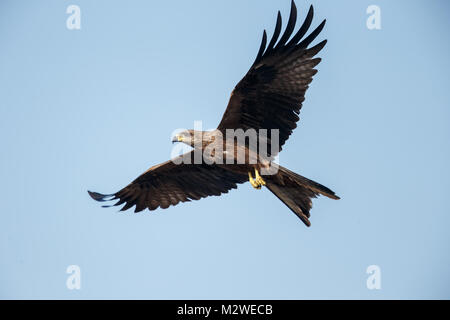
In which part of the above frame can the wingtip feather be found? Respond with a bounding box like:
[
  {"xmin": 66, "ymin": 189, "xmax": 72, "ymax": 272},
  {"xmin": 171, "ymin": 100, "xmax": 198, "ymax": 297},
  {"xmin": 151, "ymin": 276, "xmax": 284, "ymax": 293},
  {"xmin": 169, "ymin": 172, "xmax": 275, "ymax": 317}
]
[{"xmin": 88, "ymin": 190, "xmax": 114, "ymax": 202}]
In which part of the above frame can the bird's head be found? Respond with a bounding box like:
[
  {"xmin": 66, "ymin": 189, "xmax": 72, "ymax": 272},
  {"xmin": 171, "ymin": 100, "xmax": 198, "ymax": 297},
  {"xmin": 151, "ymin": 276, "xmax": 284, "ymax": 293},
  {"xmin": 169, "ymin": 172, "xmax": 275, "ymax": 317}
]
[
  {"xmin": 172, "ymin": 129, "xmax": 218, "ymax": 148},
  {"xmin": 171, "ymin": 130, "xmax": 196, "ymax": 147}
]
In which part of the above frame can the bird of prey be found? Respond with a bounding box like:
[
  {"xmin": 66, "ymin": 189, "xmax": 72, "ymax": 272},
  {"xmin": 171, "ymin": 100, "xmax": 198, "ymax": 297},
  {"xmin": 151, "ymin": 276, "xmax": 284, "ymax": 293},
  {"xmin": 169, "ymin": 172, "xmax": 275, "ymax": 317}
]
[{"xmin": 89, "ymin": 1, "xmax": 339, "ymax": 226}]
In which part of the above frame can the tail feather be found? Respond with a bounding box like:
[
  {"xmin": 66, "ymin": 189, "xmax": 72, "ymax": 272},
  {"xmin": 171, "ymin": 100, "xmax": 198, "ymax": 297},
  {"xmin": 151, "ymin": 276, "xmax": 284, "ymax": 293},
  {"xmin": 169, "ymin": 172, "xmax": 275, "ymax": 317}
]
[
  {"xmin": 265, "ymin": 166, "xmax": 339, "ymax": 226},
  {"xmin": 278, "ymin": 166, "xmax": 340, "ymax": 200}
]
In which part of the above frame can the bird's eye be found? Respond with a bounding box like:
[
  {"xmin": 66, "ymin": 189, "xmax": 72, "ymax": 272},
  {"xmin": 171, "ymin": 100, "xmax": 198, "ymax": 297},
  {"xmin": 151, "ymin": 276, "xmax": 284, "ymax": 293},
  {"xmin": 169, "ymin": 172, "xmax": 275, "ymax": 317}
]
[{"xmin": 177, "ymin": 135, "xmax": 184, "ymax": 142}]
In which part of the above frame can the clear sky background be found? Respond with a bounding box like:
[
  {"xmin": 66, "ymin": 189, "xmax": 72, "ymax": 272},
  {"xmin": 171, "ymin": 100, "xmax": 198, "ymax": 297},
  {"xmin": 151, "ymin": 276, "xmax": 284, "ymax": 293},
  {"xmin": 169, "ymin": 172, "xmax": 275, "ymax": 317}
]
[{"xmin": 1, "ymin": 0, "xmax": 449, "ymax": 299}]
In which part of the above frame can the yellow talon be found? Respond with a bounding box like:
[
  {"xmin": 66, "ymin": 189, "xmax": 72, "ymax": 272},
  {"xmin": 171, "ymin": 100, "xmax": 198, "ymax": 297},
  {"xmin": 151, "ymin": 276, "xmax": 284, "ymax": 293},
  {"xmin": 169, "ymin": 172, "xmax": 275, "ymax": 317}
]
[
  {"xmin": 254, "ymin": 168, "xmax": 266, "ymax": 186},
  {"xmin": 248, "ymin": 171, "xmax": 261, "ymax": 189}
]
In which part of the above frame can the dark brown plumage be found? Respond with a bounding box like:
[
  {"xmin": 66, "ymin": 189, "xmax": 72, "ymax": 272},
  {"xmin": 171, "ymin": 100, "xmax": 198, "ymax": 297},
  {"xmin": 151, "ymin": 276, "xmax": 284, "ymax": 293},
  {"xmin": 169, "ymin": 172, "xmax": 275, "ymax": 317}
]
[
  {"xmin": 218, "ymin": 4, "xmax": 326, "ymax": 156},
  {"xmin": 89, "ymin": 151, "xmax": 248, "ymax": 212},
  {"xmin": 89, "ymin": 1, "xmax": 339, "ymax": 226}
]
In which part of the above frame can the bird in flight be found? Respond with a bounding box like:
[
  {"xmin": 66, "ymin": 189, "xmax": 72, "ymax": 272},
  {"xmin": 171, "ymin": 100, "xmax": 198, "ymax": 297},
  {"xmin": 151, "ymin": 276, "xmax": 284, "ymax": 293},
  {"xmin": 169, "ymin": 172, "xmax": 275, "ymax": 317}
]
[{"xmin": 89, "ymin": 1, "xmax": 339, "ymax": 226}]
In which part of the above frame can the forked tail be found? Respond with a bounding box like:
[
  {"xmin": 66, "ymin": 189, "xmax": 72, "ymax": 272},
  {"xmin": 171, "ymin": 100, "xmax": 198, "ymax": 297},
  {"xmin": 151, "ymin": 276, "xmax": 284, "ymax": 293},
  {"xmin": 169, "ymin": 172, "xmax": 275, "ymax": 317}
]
[{"xmin": 265, "ymin": 166, "xmax": 339, "ymax": 226}]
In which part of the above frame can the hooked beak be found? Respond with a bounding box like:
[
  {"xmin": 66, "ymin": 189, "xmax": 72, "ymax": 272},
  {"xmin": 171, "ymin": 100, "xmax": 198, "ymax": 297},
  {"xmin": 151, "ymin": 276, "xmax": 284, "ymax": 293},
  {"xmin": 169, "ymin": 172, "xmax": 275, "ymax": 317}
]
[{"xmin": 172, "ymin": 135, "xmax": 183, "ymax": 143}]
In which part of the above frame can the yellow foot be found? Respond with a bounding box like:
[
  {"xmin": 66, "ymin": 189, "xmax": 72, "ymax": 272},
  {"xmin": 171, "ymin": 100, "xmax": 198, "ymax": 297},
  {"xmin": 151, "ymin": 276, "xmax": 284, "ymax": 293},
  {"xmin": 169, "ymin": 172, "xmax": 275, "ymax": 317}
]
[
  {"xmin": 254, "ymin": 168, "xmax": 266, "ymax": 186},
  {"xmin": 248, "ymin": 171, "xmax": 261, "ymax": 189}
]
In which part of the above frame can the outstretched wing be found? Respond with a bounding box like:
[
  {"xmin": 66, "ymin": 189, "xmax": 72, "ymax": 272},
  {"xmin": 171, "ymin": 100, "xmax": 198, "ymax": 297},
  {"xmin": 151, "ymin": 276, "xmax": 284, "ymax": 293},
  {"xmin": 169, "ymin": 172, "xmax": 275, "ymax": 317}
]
[
  {"xmin": 89, "ymin": 152, "xmax": 248, "ymax": 212},
  {"xmin": 217, "ymin": 1, "xmax": 326, "ymax": 156}
]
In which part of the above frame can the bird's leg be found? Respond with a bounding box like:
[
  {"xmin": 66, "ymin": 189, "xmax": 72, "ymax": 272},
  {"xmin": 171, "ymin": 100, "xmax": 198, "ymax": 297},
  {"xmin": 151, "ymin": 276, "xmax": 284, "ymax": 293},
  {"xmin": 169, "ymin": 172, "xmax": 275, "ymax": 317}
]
[
  {"xmin": 248, "ymin": 171, "xmax": 261, "ymax": 189},
  {"xmin": 254, "ymin": 168, "xmax": 266, "ymax": 186}
]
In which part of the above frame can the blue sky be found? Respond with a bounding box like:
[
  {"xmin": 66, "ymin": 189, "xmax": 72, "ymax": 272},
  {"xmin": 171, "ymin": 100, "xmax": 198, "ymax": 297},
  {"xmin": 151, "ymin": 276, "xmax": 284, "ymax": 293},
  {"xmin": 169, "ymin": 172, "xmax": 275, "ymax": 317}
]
[{"xmin": 1, "ymin": 0, "xmax": 449, "ymax": 299}]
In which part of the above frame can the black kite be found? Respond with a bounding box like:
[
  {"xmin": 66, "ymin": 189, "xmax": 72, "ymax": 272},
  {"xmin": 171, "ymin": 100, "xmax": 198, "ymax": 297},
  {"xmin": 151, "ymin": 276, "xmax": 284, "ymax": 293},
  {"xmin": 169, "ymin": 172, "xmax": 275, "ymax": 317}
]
[{"xmin": 89, "ymin": 1, "xmax": 339, "ymax": 226}]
